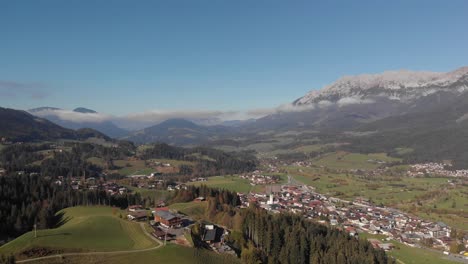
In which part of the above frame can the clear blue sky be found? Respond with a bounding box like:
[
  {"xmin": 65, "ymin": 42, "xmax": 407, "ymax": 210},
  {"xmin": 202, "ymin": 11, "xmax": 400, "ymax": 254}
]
[{"xmin": 1, "ymin": 0, "xmax": 467, "ymax": 115}]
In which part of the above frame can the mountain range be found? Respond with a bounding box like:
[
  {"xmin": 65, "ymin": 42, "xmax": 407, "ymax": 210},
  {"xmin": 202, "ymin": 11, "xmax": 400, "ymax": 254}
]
[
  {"xmin": 0, "ymin": 107, "xmax": 110, "ymax": 142},
  {"xmin": 123, "ymin": 118, "xmax": 231, "ymax": 146},
  {"xmin": 5, "ymin": 66, "xmax": 468, "ymax": 167}
]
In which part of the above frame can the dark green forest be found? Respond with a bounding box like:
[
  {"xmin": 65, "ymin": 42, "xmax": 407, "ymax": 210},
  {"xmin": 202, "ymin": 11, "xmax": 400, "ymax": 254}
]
[{"xmin": 238, "ymin": 208, "xmax": 392, "ymax": 264}]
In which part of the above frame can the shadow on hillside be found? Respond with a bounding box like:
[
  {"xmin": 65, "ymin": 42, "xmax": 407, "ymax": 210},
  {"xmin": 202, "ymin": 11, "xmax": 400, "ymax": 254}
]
[
  {"xmin": 50, "ymin": 212, "xmax": 70, "ymax": 228},
  {"xmin": 38, "ymin": 232, "xmax": 71, "ymax": 238}
]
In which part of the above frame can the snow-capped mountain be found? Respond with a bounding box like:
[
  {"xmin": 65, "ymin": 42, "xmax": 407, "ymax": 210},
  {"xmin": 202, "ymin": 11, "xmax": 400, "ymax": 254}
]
[{"xmin": 294, "ymin": 66, "xmax": 468, "ymax": 105}]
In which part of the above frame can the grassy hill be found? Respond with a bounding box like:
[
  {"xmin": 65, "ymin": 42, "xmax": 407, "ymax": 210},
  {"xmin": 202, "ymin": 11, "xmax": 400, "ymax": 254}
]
[
  {"xmin": 0, "ymin": 207, "xmax": 156, "ymax": 257},
  {"xmin": 30, "ymin": 244, "xmax": 240, "ymax": 264}
]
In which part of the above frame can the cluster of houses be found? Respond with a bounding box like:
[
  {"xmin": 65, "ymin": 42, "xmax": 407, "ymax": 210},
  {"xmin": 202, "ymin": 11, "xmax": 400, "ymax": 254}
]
[
  {"xmin": 408, "ymin": 163, "xmax": 468, "ymax": 178},
  {"xmin": 58, "ymin": 176, "xmax": 130, "ymax": 195},
  {"xmin": 239, "ymin": 170, "xmax": 280, "ymax": 185},
  {"xmin": 189, "ymin": 177, "xmax": 207, "ymax": 182},
  {"xmin": 239, "ymin": 184, "xmax": 467, "ymax": 253},
  {"xmin": 166, "ymin": 183, "xmax": 188, "ymax": 191}
]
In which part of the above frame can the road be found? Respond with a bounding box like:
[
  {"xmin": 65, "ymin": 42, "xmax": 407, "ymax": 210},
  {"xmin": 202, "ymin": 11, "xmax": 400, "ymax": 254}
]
[{"xmin": 16, "ymin": 223, "xmax": 164, "ymax": 263}]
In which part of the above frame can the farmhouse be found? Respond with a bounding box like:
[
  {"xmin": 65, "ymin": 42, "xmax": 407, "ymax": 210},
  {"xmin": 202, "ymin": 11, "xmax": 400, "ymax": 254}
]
[
  {"xmin": 202, "ymin": 224, "xmax": 223, "ymax": 244},
  {"xmin": 127, "ymin": 210, "xmax": 148, "ymax": 221},
  {"xmin": 154, "ymin": 210, "xmax": 182, "ymax": 228}
]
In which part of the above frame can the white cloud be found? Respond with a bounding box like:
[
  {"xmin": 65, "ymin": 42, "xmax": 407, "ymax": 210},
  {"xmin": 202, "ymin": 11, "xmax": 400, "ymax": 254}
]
[
  {"xmin": 29, "ymin": 95, "xmax": 377, "ymax": 130},
  {"xmin": 336, "ymin": 97, "xmax": 375, "ymax": 106},
  {"xmin": 33, "ymin": 109, "xmax": 112, "ymax": 123}
]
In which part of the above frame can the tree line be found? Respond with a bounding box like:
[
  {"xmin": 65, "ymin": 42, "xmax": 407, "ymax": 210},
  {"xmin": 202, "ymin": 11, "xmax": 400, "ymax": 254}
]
[
  {"xmin": 238, "ymin": 207, "xmax": 393, "ymax": 264},
  {"xmin": 0, "ymin": 174, "xmax": 143, "ymax": 242},
  {"xmin": 140, "ymin": 143, "xmax": 258, "ymax": 176}
]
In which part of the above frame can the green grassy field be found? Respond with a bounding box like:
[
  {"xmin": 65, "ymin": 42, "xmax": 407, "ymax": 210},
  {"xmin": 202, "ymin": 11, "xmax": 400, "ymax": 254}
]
[
  {"xmin": 124, "ymin": 185, "xmax": 171, "ymax": 201},
  {"xmin": 312, "ymin": 152, "xmax": 402, "ymax": 170},
  {"xmin": 187, "ymin": 174, "xmax": 287, "ymax": 194},
  {"xmin": 0, "ymin": 207, "xmax": 157, "ymax": 257},
  {"xmin": 187, "ymin": 175, "xmax": 254, "ymax": 193},
  {"xmin": 359, "ymin": 233, "xmax": 457, "ymax": 264},
  {"xmin": 112, "ymin": 160, "xmax": 153, "ymax": 176},
  {"xmin": 169, "ymin": 202, "xmax": 207, "ymax": 220},
  {"xmin": 30, "ymin": 244, "xmax": 240, "ymax": 264}
]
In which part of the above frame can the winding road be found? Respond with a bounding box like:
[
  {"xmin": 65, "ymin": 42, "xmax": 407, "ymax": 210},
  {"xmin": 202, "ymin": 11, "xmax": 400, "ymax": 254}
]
[{"xmin": 16, "ymin": 223, "xmax": 164, "ymax": 263}]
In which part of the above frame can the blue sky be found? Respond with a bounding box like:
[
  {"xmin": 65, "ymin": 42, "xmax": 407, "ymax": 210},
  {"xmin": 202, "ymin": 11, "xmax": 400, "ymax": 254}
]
[{"xmin": 1, "ymin": 0, "xmax": 468, "ymax": 116}]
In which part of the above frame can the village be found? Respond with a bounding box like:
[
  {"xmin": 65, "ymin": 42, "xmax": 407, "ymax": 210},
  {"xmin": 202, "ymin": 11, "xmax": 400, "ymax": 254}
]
[
  {"xmin": 407, "ymin": 163, "xmax": 468, "ymax": 178},
  {"xmin": 238, "ymin": 180, "xmax": 468, "ymax": 259},
  {"xmin": 9, "ymin": 157, "xmax": 466, "ymax": 261}
]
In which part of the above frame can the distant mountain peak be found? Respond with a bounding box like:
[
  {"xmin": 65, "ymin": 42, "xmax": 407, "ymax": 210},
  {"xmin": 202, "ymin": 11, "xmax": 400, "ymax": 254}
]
[
  {"xmin": 73, "ymin": 107, "xmax": 97, "ymax": 113},
  {"xmin": 295, "ymin": 66, "xmax": 468, "ymax": 105},
  {"xmin": 157, "ymin": 118, "xmax": 198, "ymax": 128}
]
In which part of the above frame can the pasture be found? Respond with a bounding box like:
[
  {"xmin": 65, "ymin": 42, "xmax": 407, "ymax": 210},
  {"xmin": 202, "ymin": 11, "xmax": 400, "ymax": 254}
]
[
  {"xmin": 312, "ymin": 152, "xmax": 402, "ymax": 170},
  {"xmin": 30, "ymin": 244, "xmax": 240, "ymax": 264},
  {"xmin": 186, "ymin": 175, "xmax": 255, "ymax": 193},
  {"xmin": 0, "ymin": 206, "xmax": 156, "ymax": 257}
]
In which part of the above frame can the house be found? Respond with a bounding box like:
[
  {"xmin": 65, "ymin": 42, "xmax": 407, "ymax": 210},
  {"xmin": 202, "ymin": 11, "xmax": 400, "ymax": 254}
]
[
  {"xmin": 127, "ymin": 210, "xmax": 148, "ymax": 221},
  {"xmin": 152, "ymin": 227, "xmax": 174, "ymax": 240},
  {"xmin": 202, "ymin": 225, "xmax": 223, "ymax": 244},
  {"xmin": 128, "ymin": 205, "xmax": 144, "ymax": 212},
  {"xmin": 154, "ymin": 210, "xmax": 182, "ymax": 228}
]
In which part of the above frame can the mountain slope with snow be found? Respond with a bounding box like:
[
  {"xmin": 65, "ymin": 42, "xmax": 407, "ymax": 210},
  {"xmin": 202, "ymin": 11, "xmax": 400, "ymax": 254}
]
[{"xmin": 294, "ymin": 66, "xmax": 468, "ymax": 105}]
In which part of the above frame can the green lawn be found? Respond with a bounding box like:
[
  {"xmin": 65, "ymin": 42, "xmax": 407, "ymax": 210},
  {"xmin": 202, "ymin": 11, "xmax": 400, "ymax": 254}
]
[
  {"xmin": 31, "ymin": 244, "xmax": 240, "ymax": 264},
  {"xmin": 359, "ymin": 233, "xmax": 457, "ymax": 264},
  {"xmin": 125, "ymin": 185, "xmax": 170, "ymax": 201},
  {"xmin": 187, "ymin": 176, "xmax": 254, "ymax": 193},
  {"xmin": 0, "ymin": 206, "xmax": 156, "ymax": 256},
  {"xmin": 169, "ymin": 202, "xmax": 207, "ymax": 220},
  {"xmin": 312, "ymin": 152, "xmax": 401, "ymax": 170},
  {"xmin": 187, "ymin": 174, "xmax": 286, "ymax": 194}
]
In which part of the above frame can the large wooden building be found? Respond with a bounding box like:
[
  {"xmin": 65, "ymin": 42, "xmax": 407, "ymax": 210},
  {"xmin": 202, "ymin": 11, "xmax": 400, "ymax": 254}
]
[{"xmin": 154, "ymin": 210, "xmax": 182, "ymax": 228}]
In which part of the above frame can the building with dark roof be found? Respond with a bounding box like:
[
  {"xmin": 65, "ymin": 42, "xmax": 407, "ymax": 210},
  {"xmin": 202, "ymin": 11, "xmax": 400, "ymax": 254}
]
[{"xmin": 154, "ymin": 210, "xmax": 181, "ymax": 228}]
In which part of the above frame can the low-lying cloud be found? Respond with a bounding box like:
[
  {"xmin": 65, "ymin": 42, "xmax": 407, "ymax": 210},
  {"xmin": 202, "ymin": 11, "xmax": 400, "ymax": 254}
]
[
  {"xmin": 336, "ymin": 97, "xmax": 375, "ymax": 106},
  {"xmin": 29, "ymin": 96, "xmax": 376, "ymax": 130},
  {"xmin": 33, "ymin": 109, "xmax": 112, "ymax": 123}
]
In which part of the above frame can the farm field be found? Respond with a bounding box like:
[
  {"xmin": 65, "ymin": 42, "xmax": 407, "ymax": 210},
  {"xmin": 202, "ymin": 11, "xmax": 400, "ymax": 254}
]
[
  {"xmin": 311, "ymin": 151, "xmax": 402, "ymax": 170},
  {"xmin": 359, "ymin": 233, "xmax": 458, "ymax": 264},
  {"xmin": 169, "ymin": 202, "xmax": 207, "ymax": 220},
  {"xmin": 0, "ymin": 206, "xmax": 157, "ymax": 258},
  {"xmin": 30, "ymin": 244, "xmax": 240, "ymax": 264},
  {"xmin": 112, "ymin": 159, "xmax": 154, "ymax": 176},
  {"xmin": 108, "ymin": 158, "xmax": 194, "ymax": 176},
  {"xmin": 186, "ymin": 175, "xmax": 286, "ymax": 193},
  {"xmin": 187, "ymin": 175, "xmax": 255, "ymax": 193},
  {"xmin": 124, "ymin": 185, "xmax": 171, "ymax": 201}
]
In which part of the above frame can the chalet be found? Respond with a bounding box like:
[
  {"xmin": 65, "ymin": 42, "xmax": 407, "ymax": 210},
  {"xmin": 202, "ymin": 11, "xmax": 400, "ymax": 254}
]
[
  {"xmin": 154, "ymin": 210, "xmax": 182, "ymax": 228},
  {"xmin": 202, "ymin": 225, "xmax": 223, "ymax": 244},
  {"xmin": 152, "ymin": 227, "xmax": 174, "ymax": 240},
  {"xmin": 127, "ymin": 210, "xmax": 148, "ymax": 221}
]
